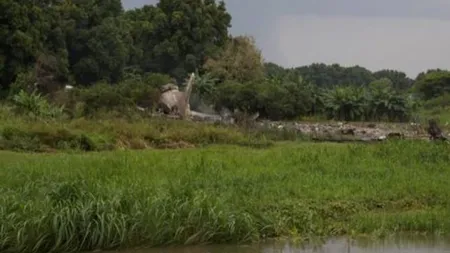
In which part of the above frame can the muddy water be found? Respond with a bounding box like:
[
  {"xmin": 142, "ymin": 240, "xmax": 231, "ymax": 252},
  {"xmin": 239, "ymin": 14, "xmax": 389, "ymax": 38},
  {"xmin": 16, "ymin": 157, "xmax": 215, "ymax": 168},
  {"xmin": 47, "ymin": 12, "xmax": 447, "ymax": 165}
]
[{"xmin": 108, "ymin": 236, "xmax": 450, "ymax": 253}]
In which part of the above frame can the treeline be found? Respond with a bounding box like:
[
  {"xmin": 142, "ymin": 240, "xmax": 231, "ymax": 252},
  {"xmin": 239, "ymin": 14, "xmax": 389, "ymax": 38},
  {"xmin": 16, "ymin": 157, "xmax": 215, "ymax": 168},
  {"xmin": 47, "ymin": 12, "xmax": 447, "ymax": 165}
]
[{"xmin": 2, "ymin": 0, "xmax": 450, "ymax": 122}]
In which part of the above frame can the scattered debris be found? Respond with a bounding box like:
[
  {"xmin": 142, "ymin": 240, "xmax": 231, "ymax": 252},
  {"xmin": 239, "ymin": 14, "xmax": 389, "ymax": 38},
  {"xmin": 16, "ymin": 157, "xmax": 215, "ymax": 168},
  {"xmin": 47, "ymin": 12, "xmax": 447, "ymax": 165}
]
[
  {"xmin": 254, "ymin": 120, "xmax": 431, "ymax": 142},
  {"xmin": 378, "ymin": 135, "xmax": 387, "ymax": 141},
  {"xmin": 152, "ymin": 75, "xmax": 445, "ymax": 143},
  {"xmin": 340, "ymin": 128, "xmax": 355, "ymax": 135},
  {"xmin": 190, "ymin": 110, "xmax": 223, "ymax": 123}
]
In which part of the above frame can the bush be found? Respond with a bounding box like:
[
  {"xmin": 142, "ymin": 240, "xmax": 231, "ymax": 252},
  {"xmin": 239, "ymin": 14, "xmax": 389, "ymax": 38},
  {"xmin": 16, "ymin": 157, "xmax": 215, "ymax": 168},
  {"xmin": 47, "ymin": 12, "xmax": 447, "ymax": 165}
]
[
  {"xmin": 413, "ymin": 70, "xmax": 450, "ymax": 100},
  {"xmin": 62, "ymin": 73, "xmax": 170, "ymax": 117},
  {"xmin": 321, "ymin": 85, "xmax": 415, "ymax": 122},
  {"xmin": 11, "ymin": 90, "xmax": 65, "ymax": 119},
  {"xmin": 423, "ymin": 94, "xmax": 450, "ymax": 109},
  {"xmin": 7, "ymin": 69, "xmax": 37, "ymax": 98}
]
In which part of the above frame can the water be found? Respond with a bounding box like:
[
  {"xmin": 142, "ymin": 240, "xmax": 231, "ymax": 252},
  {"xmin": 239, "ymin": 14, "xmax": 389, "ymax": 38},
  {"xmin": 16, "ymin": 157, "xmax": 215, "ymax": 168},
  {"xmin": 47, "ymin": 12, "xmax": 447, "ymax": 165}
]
[{"xmin": 106, "ymin": 236, "xmax": 450, "ymax": 253}]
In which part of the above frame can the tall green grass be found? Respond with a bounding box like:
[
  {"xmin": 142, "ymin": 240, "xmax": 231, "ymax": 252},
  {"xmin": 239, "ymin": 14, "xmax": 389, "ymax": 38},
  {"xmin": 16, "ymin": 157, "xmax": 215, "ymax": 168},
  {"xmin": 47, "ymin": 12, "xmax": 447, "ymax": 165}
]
[
  {"xmin": 1, "ymin": 141, "xmax": 450, "ymax": 252},
  {"xmin": 0, "ymin": 106, "xmax": 306, "ymax": 152}
]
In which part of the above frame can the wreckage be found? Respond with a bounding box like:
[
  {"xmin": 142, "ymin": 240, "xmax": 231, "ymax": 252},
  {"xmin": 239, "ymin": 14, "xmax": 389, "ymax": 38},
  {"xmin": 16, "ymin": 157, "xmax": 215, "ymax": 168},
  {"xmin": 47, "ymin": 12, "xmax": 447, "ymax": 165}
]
[
  {"xmin": 155, "ymin": 73, "xmax": 449, "ymax": 143},
  {"xmin": 157, "ymin": 72, "xmax": 259, "ymax": 124},
  {"xmin": 158, "ymin": 73, "xmax": 195, "ymax": 119}
]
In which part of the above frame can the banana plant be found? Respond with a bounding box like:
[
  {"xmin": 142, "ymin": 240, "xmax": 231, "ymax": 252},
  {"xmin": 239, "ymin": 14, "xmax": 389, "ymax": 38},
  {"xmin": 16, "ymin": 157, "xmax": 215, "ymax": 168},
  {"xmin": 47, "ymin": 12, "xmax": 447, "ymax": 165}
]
[
  {"xmin": 190, "ymin": 70, "xmax": 219, "ymax": 108},
  {"xmin": 323, "ymin": 86, "xmax": 368, "ymax": 121}
]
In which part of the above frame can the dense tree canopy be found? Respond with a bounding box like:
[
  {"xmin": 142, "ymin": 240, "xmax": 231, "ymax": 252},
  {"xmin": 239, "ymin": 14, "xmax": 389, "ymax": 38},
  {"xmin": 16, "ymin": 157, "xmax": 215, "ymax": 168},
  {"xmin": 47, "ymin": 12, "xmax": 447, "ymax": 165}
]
[
  {"xmin": 203, "ymin": 35, "xmax": 264, "ymax": 83},
  {"xmin": 1, "ymin": 0, "xmax": 449, "ymax": 122},
  {"xmin": 413, "ymin": 70, "xmax": 450, "ymax": 100},
  {"xmin": 1, "ymin": 0, "xmax": 56, "ymax": 87},
  {"xmin": 124, "ymin": 0, "xmax": 231, "ymax": 81},
  {"xmin": 373, "ymin": 69, "xmax": 413, "ymax": 91}
]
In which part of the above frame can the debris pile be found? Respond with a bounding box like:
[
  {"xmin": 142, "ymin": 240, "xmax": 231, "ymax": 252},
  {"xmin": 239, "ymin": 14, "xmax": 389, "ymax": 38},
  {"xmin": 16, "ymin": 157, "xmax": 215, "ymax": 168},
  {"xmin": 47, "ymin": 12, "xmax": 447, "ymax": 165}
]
[
  {"xmin": 153, "ymin": 73, "xmax": 448, "ymax": 143},
  {"xmin": 256, "ymin": 120, "xmax": 432, "ymax": 142}
]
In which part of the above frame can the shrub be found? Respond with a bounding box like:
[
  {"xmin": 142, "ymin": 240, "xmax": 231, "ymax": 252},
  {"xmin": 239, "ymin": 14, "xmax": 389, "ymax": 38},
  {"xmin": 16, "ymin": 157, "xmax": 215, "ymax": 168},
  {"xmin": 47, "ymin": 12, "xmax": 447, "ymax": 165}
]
[
  {"xmin": 11, "ymin": 90, "xmax": 65, "ymax": 119},
  {"xmin": 64, "ymin": 73, "xmax": 169, "ymax": 117}
]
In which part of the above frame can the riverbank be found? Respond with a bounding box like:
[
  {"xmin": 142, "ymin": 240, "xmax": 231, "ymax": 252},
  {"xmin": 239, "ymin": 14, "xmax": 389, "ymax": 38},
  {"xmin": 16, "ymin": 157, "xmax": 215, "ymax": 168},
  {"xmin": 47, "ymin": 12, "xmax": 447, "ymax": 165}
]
[
  {"xmin": 103, "ymin": 235, "xmax": 450, "ymax": 253},
  {"xmin": 1, "ymin": 141, "xmax": 450, "ymax": 252}
]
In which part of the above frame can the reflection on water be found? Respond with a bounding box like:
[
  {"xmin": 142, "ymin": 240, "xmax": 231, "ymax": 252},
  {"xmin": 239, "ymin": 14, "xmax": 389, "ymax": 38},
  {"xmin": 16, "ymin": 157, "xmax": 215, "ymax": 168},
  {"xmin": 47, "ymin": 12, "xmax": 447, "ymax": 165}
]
[{"xmin": 109, "ymin": 235, "xmax": 450, "ymax": 253}]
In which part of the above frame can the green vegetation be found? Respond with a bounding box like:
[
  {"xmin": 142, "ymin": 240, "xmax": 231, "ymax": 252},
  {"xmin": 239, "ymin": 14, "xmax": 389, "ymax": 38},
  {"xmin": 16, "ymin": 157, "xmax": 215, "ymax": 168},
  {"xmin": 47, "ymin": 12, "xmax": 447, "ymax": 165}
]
[
  {"xmin": 0, "ymin": 105, "xmax": 309, "ymax": 152},
  {"xmin": 1, "ymin": 142, "xmax": 450, "ymax": 252},
  {"xmin": 1, "ymin": 0, "xmax": 449, "ymax": 125},
  {"xmin": 2, "ymin": 1, "xmax": 450, "ymax": 252}
]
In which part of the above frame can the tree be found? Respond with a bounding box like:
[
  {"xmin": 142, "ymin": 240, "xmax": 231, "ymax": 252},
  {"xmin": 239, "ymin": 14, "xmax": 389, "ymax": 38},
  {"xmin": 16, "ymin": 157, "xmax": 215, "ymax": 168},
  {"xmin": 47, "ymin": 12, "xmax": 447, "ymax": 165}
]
[
  {"xmin": 70, "ymin": 17, "xmax": 133, "ymax": 85},
  {"xmin": 413, "ymin": 70, "xmax": 450, "ymax": 100},
  {"xmin": 368, "ymin": 78, "xmax": 393, "ymax": 91},
  {"xmin": 258, "ymin": 78, "xmax": 318, "ymax": 120},
  {"xmin": 203, "ymin": 35, "xmax": 265, "ymax": 83},
  {"xmin": 373, "ymin": 69, "xmax": 413, "ymax": 91},
  {"xmin": 57, "ymin": 0, "xmax": 130, "ymax": 85},
  {"xmin": 0, "ymin": 0, "xmax": 52, "ymax": 88},
  {"xmin": 294, "ymin": 63, "xmax": 375, "ymax": 89},
  {"xmin": 123, "ymin": 5, "xmax": 161, "ymax": 74},
  {"xmin": 415, "ymin": 68, "xmax": 445, "ymax": 81},
  {"xmin": 125, "ymin": 0, "xmax": 232, "ymax": 81},
  {"xmin": 264, "ymin": 62, "xmax": 288, "ymax": 78}
]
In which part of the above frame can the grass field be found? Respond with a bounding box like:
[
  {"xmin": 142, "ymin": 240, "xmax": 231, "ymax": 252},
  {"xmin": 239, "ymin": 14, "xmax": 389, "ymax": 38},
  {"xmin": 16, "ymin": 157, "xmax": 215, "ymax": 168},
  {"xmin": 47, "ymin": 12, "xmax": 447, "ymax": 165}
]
[
  {"xmin": 0, "ymin": 104, "xmax": 311, "ymax": 152},
  {"xmin": 1, "ymin": 141, "xmax": 450, "ymax": 253}
]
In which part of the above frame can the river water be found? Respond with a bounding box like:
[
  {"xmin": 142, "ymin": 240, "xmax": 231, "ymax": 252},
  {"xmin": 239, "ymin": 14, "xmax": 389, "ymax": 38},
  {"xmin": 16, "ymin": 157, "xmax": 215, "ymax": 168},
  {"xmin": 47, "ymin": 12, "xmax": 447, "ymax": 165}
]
[{"xmin": 107, "ymin": 236, "xmax": 450, "ymax": 253}]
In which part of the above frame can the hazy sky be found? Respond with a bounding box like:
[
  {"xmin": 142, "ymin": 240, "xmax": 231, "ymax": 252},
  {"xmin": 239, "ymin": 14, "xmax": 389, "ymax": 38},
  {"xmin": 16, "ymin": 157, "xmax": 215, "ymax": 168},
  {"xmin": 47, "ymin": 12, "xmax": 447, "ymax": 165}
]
[{"xmin": 122, "ymin": 0, "xmax": 450, "ymax": 78}]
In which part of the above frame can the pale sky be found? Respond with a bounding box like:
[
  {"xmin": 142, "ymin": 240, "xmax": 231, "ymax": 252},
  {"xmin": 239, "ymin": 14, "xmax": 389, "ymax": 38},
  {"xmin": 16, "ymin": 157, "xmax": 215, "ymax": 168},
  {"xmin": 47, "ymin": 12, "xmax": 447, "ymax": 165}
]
[{"xmin": 122, "ymin": 0, "xmax": 450, "ymax": 78}]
